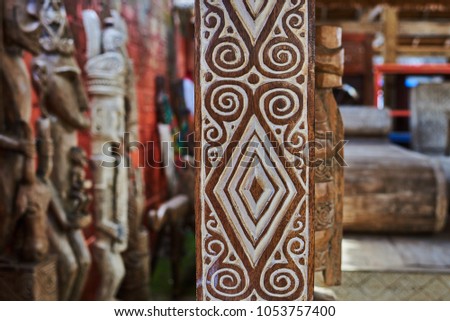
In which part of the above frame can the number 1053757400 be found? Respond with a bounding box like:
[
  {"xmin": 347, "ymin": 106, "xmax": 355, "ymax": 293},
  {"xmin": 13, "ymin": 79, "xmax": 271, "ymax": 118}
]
[{"xmin": 256, "ymin": 305, "xmax": 336, "ymax": 317}]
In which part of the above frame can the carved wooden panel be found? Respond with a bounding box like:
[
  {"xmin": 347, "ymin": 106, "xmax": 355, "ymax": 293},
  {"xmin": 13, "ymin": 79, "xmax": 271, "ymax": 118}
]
[{"xmin": 196, "ymin": 0, "xmax": 315, "ymax": 301}]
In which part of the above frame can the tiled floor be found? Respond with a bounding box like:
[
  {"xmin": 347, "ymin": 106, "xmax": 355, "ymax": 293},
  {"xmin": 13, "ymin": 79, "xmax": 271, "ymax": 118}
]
[{"xmin": 317, "ymin": 233, "xmax": 450, "ymax": 300}]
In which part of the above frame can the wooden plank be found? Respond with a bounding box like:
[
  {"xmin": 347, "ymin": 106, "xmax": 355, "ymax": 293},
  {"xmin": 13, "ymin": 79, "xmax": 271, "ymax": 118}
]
[{"xmin": 195, "ymin": 0, "xmax": 315, "ymax": 301}]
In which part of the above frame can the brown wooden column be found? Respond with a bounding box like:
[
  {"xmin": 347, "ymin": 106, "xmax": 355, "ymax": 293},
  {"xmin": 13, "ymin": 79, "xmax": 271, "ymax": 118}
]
[
  {"xmin": 195, "ymin": 0, "xmax": 315, "ymax": 301},
  {"xmin": 314, "ymin": 26, "xmax": 344, "ymax": 287}
]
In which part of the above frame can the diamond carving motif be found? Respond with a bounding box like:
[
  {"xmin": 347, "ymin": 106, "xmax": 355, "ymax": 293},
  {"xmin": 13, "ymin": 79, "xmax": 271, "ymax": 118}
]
[
  {"xmin": 241, "ymin": 160, "xmax": 273, "ymax": 222},
  {"xmin": 214, "ymin": 118, "xmax": 296, "ymax": 264}
]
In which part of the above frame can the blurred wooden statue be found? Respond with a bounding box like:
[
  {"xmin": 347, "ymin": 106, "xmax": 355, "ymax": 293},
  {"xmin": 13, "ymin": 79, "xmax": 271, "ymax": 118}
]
[
  {"xmin": 118, "ymin": 167, "xmax": 150, "ymax": 300},
  {"xmin": 314, "ymin": 25, "xmax": 345, "ymax": 287},
  {"xmin": 31, "ymin": 0, "xmax": 92, "ymax": 301},
  {"xmin": 0, "ymin": 0, "xmax": 57, "ymax": 300},
  {"xmin": 83, "ymin": 4, "xmax": 143, "ymax": 300}
]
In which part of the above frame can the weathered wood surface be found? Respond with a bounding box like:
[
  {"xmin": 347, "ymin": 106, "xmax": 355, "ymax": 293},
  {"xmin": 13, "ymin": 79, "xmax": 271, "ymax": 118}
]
[
  {"xmin": 344, "ymin": 141, "xmax": 447, "ymax": 233},
  {"xmin": 196, "ymin": 0, "xmax": 315, "ymax": 300},
  {"xmin": 314, "ymin": 25, "xmax": 344, "ymax": 287}
]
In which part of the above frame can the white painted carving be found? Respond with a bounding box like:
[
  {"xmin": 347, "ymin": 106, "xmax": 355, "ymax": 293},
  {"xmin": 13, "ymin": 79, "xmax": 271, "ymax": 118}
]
[{"xmin": 198, "ymin": 0, "xmax": 311, "ymax": 300}]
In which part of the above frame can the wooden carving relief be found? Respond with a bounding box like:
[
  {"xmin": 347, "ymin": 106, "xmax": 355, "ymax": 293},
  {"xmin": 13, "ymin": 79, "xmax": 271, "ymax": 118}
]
[
  {"xmin": 83, "ymin": 4, "xmax": 140, "ymax": 300},
  {"xmin": 196, "ymin": 0, "xmax": 314, "ymax": 300},
  {"xmin": 0, "ymin": 0, "xmax": 58, "ymax": 300},
  {"xmin": 32, "ymin": 0, "xmax": 92, "ymax": 301},
  {"xmin": 314, "ymin": 26, "xmax": 344, "ymax": 286}
]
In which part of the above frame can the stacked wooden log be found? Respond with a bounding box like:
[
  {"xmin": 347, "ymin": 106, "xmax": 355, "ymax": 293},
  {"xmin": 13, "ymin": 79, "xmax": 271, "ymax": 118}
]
[{"xmin": 342, "ymin": 107, "xmax": 447, "ymax": 233}]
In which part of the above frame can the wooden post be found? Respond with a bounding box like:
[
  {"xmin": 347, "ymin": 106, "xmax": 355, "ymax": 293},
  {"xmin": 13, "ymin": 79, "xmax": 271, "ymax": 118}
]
[
  {"xmin": 314, "ymin": 26, "xmax": 344, "ymax": 287},
  {"xmin": 195, "ymin": 0, "xmax": 315, "ymax": 301},
  {"xmin": 382, "ymin": 5, "xmax": 399, "ymax": 64},
  {"xmin": 382, "ymin": 5, "xmax": 398, "ymax": 109}
]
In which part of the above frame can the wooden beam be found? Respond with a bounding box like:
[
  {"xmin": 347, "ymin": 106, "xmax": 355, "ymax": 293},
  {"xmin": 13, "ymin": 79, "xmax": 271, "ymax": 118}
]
[
  {"xmin": 318, "ymin": 0, "xmax": 450, "ymax": 7},
  {"xmin": 383, "ymin": 5, "xmax": 399, "ymax": 63},
  {"xmin": 375, "ymin": 45, "xmax": 450, "ymax": 56},
  {"xmin": 399, "ymin": 21, "xmax": 450, "ymax": 37},
  {"xmin": 323, "ymin": 21, "xmax": 381, "ymax": 35},
  {"xmin": 396, "ymin": 46, "xmax": 450, "ymax": 56},
  {"xmin": 196, "ymin": 0, "xmax": 315, "ymax": 301},
  {"xmin": 320, "ymin": 20, "xmax": 450, "ymax": 38}
]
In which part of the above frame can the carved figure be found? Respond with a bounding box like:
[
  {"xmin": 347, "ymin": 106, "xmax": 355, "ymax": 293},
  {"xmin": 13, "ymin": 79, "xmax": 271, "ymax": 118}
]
[
  {"xmin": 118, "ymin": 168, "xmax": 150, "ymax": 301},
  {"xmin": 31, "ymin": 0, "xmax": 92, "ymax": 301},
  {"xmin": 0, "ymin": 0, "xmax": 57, "ymax": 300},
  {"xmin": 0, "ymin": 0, "xmax": 49, "ymax": 261},
  {"xmin": 67, "ymin": 147, "xmax": 92, "ymax": 227},
  {"xmin": 83, "ymin": 6, "xmax": 137, "ymax": 300},
  {"xmin": 314, "ymin": 25, "xmax": 344, "ymax": 286}
]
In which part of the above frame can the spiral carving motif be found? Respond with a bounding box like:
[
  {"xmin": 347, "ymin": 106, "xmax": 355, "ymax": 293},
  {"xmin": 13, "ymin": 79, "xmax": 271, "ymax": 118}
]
[
  {"xmin": 262, "ymin": 267, "xmax": 302, "ymax": 298},
  {"xmin": 206, "ymin": 82, "xmax": 251, "ymax": 122}
]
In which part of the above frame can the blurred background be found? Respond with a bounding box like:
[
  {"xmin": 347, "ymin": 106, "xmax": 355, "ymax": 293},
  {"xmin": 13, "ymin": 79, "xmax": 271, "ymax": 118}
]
[{"xmin": 9, "ymin": 0, "xmax": 450, "ymax": 300}]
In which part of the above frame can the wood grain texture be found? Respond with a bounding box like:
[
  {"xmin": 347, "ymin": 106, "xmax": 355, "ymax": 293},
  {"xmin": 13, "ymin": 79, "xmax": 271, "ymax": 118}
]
[
  {"xmin": 195, "ymin": 0, "xmax": 315, "ymax": 301},
  {"xmin": 314, "ymin": 25, "xmax": 343, "ymax": 287},
  {"xmin": 343, "ymin": 141, "xmax": 447, "ymax": 233}
]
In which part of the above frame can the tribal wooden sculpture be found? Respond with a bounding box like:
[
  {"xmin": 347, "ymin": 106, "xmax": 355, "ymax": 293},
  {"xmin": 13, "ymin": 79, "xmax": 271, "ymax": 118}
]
[
  {"xmin": 118, "ymin": 168, "xmax": 150, "ymax": 301},
  {"xmin": 314, "ymin": 25, "xmax": 344, "ymax": 286},
  {"xmin": 83, "ymin": 5, "xmax": 140, "ymax": 300},
  {"xmin": 196, "ymin": 0, "xmax": 315, "ymax": 300},
  {"xmin": 31, "ymin": 0, "xmax": 92, "ymax": 301},
  {"xmin": 0, "ymin": 0, "xmax": 57, "ymax": 300}
]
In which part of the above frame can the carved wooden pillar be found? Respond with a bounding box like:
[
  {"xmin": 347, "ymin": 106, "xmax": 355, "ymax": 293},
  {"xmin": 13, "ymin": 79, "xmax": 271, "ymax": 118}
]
[
  {"xmin": 196, "ymin": 0, "xmax": 315, "ymax": 301},
  {"xmin": 314, "ymin": 26, "xmax": 344, "ymax": 286}
]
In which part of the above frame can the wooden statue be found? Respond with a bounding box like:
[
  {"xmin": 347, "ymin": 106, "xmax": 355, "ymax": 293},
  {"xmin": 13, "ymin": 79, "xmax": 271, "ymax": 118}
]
[
  {"xmin": 31, "ymin": 0, "xmax": 92, "ymax": 301},
  {"xmin": 83, "ymin": 4, "xmax": 140, "ymax": 300},
  {"xmin": 314, "ymin": 25, "xmax": 344, "ymax": 287},
  {"xmin": 196, "ymin": 0, "xmax": 315, "ymax": 300},
  {"xmin": 0, "ymin": 0, "xmax": 57, "ymax": 300},
  {"xmin": 118, "ymin": 168, "xmax": 150, "ymax": 301}
]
